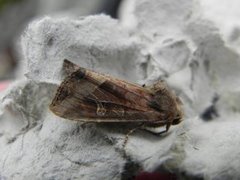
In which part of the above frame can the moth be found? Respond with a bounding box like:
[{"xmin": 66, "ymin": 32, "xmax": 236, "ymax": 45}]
[{"xmin": 49, "ymin": 60, "xmax": 183, "ymax": 145}]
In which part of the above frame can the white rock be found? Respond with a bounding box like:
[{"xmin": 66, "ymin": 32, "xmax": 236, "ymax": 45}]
[
  {"xmin": 200, "ymin": 0, "xmax": 240, "ymax": 48},
  {"xmin": 0, "ymin": 112, "xmax": 124, "ymax": 179},
  {"xmin": 22, "ymin": 15, "xmax": 144, "ymax": 84},
  {"xmin": 0, "ymin": 79, "xmax": 125, "ymax": 179},
  {"xmin": 119, "ymin": 0, "xmax": 199, "ymax": 41},
  {"xmin": 181, "ymin": 117, "xmax": 240, "ymax": 180},
  {"xmin": 0, "ymin": 79, "xmax": 56, "ymax": 141},
  {"xmin": 120, "ymin": 0, "xmax": 240, "ymax": 179}
]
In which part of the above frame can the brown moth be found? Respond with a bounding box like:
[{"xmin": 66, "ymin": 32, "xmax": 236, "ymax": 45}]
[{"xmin": 49, "ymin": 60, "xmax": 183, "ymax": 144}]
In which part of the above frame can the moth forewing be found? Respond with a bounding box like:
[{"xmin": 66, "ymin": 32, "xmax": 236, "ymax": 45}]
[{"xmin": 50, "ymin": 60, "xmax": 183, "ymax": 134}]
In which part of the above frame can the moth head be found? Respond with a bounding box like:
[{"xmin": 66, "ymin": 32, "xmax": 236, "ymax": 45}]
[{"xmin": 149, "ymin": 81, "xmax": 184, "ymax": 125}]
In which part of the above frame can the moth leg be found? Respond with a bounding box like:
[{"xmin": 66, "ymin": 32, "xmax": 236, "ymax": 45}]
[
  {"xmin": 80, "ymin": 121, "xmax": 91, "ymax": 128},
  {"xmin": 165, "ymin": 122, "xmax": 171, "ymax": 132},
  {"xmin": 123, "ymin": 123, "xmax": 145, "ymax": 148}
]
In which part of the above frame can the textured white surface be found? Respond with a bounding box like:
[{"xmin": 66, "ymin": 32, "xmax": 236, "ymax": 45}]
[
  {"xmin": 22, "ymin": 15, "xmax": 144, "ymax": 84},
  {"xmin": 0, "ymin": 79, "xmax": 125, "ymax": 179},
  {"xmin": 182, "ymin": 117, "xmax": 240, "ymax": 179},
  {"xmin": 1, "ymin": 0, "xmax": 240, "ymax": 179}
]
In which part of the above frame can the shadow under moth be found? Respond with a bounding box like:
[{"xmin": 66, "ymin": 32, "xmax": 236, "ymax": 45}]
[{"xmin": 49, "ymin": 60, "xmax": 183, "ymax": 147}]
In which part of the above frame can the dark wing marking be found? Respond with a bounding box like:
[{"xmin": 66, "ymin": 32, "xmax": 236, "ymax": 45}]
[{"xmin": 50, "ymin": 68, "xmax": 166, "ymax": 122}]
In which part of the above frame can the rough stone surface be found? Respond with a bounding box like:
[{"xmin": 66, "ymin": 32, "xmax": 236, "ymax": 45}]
[
  {"xmin": 1, "ymin": 0, "xmax": 240, "ymax": 179},
  {"xmin": 119, "ymin": 0, "xmax": 240, "ymax": 179},
  {"xmin": 22, "ymin": 15, "xmax": 144, "ymax": 84}
]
